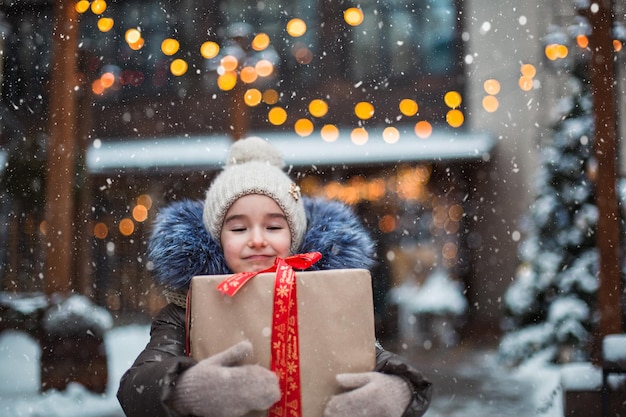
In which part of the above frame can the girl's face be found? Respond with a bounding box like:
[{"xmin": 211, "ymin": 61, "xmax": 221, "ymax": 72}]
[{"xmin": 220, "ymin": 194, "xmax": 292, "ymax": 273}]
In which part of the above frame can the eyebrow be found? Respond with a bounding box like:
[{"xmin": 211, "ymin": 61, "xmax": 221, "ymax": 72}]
[{"xmin": 223, "ymin": 212, "xmax": 287, "ymax": 224}]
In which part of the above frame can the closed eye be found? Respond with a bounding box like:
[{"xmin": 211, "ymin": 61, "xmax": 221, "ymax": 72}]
[{"xmin": 227, "ymin": 225, "xmax": 247, "ymax": 232}]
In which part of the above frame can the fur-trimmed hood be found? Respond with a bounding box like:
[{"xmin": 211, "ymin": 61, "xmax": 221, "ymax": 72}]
[{"xmin": 147, "ymin": 197, "xmax": 377, "ymax": 291}]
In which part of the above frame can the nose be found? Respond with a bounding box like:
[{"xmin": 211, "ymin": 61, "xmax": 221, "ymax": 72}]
[{"xmin": 248, "ymin": 227, "xmax": 268, "ymax": 247}]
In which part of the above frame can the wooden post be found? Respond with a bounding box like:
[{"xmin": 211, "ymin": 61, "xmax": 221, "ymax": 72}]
[
  {"xmin": 230, "ymin": 81, "xmax": 248, "ymax": 140},
  {"xmin": 43, "ymin": 1, "xmax": 79, "ymax": 295},
  {"xmin": 586, "ymin": 0, "xmax": 624, "ymax": 352}
]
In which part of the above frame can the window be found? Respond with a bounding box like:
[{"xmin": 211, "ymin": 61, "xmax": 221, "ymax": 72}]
[{"xmin": 349, "ymin": 0, "xmax": 459, "ymax": 82}]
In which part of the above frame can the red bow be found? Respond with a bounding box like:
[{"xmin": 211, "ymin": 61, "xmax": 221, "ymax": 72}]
[{"xmin": 216, "ymin": 252, "xmax": 322, "ymax": 296}]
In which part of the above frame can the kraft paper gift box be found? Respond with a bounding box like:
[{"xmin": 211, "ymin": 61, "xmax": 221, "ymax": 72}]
[{"xmin": 188, "ymin": 268, "xmax": 376, "ymax": 417}]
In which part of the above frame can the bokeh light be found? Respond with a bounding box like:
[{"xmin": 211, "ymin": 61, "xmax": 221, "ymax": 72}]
[
  {"xmin": 240, "ymin": 66, "xmax": 258, "ymax": 84},
  {"xmin": 244, "ymin": 88, "xmax": 263, "ymax": 106},
  {"xmin": 321, "ymin": 124, "xmax": 339, "ymax": 142},
  {"xmin": 483, "ymin": 79, "xmax": 501, "ymax": 95},
  {"xmin": 221, "ymin": 55, "xmax": 239, "ymax": 72},
  {"xmin": 91, "ymin": 0, "xmax": 107, "ymax": 15},
  {"xmin": 133, "ymin": 205, "xmax": 148, "ymax": 222},
  {"xmin": 449, "ymin": 204, "xmax": 464, "ymax": 222},
  {"xmin": 93, "ymin": 222, "xmax": 108, "ymax": 239},
  {"xmin": 344, "ymin": 8, "xmax": 364, "ymax": 26},
  {"xmin": 128, "ymin": 37, "xmax": 145, "ymax": 51},
  {"xmin": 92, "ymin": 79, "xmax": 105, "ymax": 95},
  {"xmin": 518, "ymin": 76, "xmax": 533, "ymax": 91},
  {"xmin": 576, "ymin": 34, "xmax": 589, "ymax": 49},
  {"xmin": 383, "ymin": 126, "xmax": 400, "ymax": 144},
  {"xmin": 286, "ymin": 18, "xmax": 307, "ymax": 37},
  {"xmin": 414, "ymin": 121, "xmax": 432, "ymax": 139},
  {"xmin": 161, "ymin": 38, "xmax": 180, "ymax": 56},
  {"xmin": 446, "ymin": 109, "xmax": 464, "ymax": 128},
  {"xmin": 378, "ymin": 214, "xmax": 396, "ymax": 234},
  {"xmin": 482, "ymin": 95, "xmax": 499, "ymax": 112},
  {"xmin": 125, "ymin": 28, "xmax": 141, "ymax": 44},
  {"xmin": 200, "ymin": 41, "xmax": 220, "ymax": 59},
  {"xmin": 170, "ymin": 59, "xmax": 188, "ymax": 76},
  {"xmin": 444, "ymin": 91, "xmax": 462, "ymax": 108},
  {"xmin": 119, "ymin": 218, "xmax": 135, "ymax": 236},
  {"xmin": 614, "ymin": 39, "xmax": 623, "ymax": 52},
  {"xmin": 351, "ymin": 127, "xmax": 368, "ymax": 145},
  {"xmin": 399, "ymin": 99, "xmax": 418, "ymax": 116},
  {"xmin": 354, "ymin": 101, "xmax": 374, "ymax": 120},
  {"xmin": 97, "ymin": 17, "xmax": 114, "ymax": 32},
  {"xmin": 263, "ymin": 89, "xmax": 279, "ymax": 104},
  {"xmin": 520, "ymin": 63, "xmax": 536, "ymax": 78},
  {"xmin": 217, "ymin": 72, "xmax": 237, "ymax": 90},
  {"xmin": 100, "ymin": 72, "xmax": 115, "ymax": 88},
  {"xmin": 309, "ymin": 99, "xmax": 328, "ymax": 118},
  {"xmin": 125, "ymin": 28, "xmax": 144, "ymax": 50},
  {"xmin": 75, "ymin": 0, "xmax": 90, "ymax": 14},
  {"xmin": 292, "ymin": 43, "xmax": 313, "ymax": 64},
  {"xmin": 294, "ymin": 118, "xmax": 314, "ymax": 137},
  {"xmin": 268, "ymin": 107, "xmax": 288, "ymax": 125},
  {"xmin": 252, "ymin": 33, "xmax": 270, "ymax": 51},
  {"xmin": 255, "ymin": 59, "xmax": 274, "ymax": 77},
  {"xmin": 137, "ymin": 194, "xmax": 153, "ymax": 209},
  {"xmin": 39, "ymin": 220, "xmax": 48, "ymax": 236},
  {"xmin": 545, "ymin": 43, "xmax": 568, "ymax": 60},
  {"xmin": 442, "ymin": 242, "xmax": 458, "ymax": 260}
]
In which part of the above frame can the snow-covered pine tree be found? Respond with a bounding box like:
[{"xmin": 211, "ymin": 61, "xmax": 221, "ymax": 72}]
[{"xmin": 498, "ymin": 21, "xmax": 601, "ymax": 365}]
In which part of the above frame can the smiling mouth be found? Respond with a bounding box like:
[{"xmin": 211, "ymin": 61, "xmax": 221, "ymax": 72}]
[{"xmin": 244, "ymin": 254, "xmax": 274, "ymax": 260}]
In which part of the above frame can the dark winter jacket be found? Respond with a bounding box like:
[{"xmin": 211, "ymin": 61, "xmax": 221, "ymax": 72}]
[{"xmin": 117, "ymin": 197, "xmax": 432, "ymax": 417}]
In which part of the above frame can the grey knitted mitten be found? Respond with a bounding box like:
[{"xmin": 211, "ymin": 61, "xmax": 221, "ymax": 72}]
[
  {"xmin": 169, "ymin": 341, "xmax": 281, "ymax": 417},
  {"xmin": 324, "ymin": 372, "xmax": 412, "ymax": 417}
]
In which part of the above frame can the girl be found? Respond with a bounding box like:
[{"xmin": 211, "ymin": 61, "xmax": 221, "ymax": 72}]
[{"xmin": 117, "ymin": 137, "xmax": 431, "ymax": 417}]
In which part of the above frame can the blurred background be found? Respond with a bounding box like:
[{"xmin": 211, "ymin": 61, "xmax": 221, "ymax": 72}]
[{"xmin": 0, "ymin": 0, "xmax": 625, "ymax": 373}]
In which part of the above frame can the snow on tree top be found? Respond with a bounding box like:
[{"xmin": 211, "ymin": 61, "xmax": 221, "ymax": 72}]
[
  {"xmin": 42, "ymin": 294, "xmax": 113, "ymax": 336},
  {"xmin": 0, "ymin": 292, "xmax": 48, "ymax": 315}
]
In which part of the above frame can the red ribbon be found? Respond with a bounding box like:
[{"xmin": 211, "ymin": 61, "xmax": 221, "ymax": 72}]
[{"xmin": 216, "ymin": 252, "xmax": 322, "ymax": 417}]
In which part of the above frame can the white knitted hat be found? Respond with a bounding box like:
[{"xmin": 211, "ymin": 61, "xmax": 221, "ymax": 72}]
[{"xmin": 203, "ymin": 137, "xmax": 306, "ymax": 253}]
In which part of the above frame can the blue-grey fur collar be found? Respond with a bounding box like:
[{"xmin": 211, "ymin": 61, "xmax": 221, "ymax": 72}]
[{"xmin": 147, "ymin": 197, "xmax": 377, "ymax": 291}]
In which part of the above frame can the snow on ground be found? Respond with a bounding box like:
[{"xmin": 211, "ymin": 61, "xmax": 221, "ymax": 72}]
[
  {"xmin": 0, "ymin": 325, "xmax": 150, "ymax": 417},
  {"xmin": 0, "ymin": 325, "xmax": 564, "ymax": 417},
  {"xmin": 512, "ymin": 350, "xmax": 564, "ymax": 417}
]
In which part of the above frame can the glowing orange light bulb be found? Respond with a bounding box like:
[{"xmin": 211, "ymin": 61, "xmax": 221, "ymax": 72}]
[
  {"xmin": 354, "ymin": 101, "xmax": 374, "ymax": 120},
  {"xmin": 91, "ymin": 0, "xmax": 107, "ymax": 15},
  {"xmin": 97, "ymin": 17, "xmax": 114, "ymax": 32},
  {"xmin": 309, "ymin": 99, "xmax": 328, "ymax": 118},
  {"xmin": 252, "ymin": 33, "xmax": 270, "ymax": 51},
  {"xmin": 200, "ymin": 41, "xmax": 220, "ymax": 59},
  {"xmin": 344, "ymin": 8, "xmax": 364, "ymax": 26},
  {"xmin": 446, "ymin": 109, "xmax": 464, "ymax": 128},
  {"xmin": 444, "ymin": 91, "xmax": 462, "ymax": 109},
  {"xmin": 483, "ymin": 79, "xmax": 501, "ymax": 95},
  {"xmin": 399, "ymin": 99, "xmax": 418, "ymax": 116},
  {"xmin": 286, "ymin": 18, "xmax": 307, "ymax": 37},
  {"xmin": 294, "ymin": 118, "xmax": 314, "ymax": 137},
  {"xmin": 170, "ymin": 59, "xmax": 188, "ymax": 76},
  {"xmin": 414, "ymin": 121, "xmax": 432, "ymax": 139},
  {"xmin": 161, "ymin": 38, "xmax": 180, "ymax": 56},
  {"xmin": 75, "ymin": 0, "xmax": 90, "ymax": 14},
  {"xmin": 268, "ymin": 107, "xmax": 288, "ymax": 125},
  {"xmin": 321, "ymin": 124, "xmax": 339, "ymax": 142}
]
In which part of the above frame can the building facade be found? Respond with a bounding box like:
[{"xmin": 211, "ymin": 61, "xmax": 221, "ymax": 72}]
[{"xmin": 0, "ymin": 0, "xmax": 623, "ymax": 341}]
